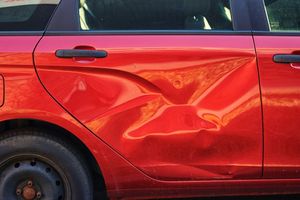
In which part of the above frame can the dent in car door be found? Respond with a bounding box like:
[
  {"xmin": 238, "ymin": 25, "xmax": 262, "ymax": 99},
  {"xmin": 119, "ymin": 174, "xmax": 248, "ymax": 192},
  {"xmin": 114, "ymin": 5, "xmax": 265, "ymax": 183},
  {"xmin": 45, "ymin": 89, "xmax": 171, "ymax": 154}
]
[{"xmin": 35, "ymin": 35, "xmax": 262, "ymax": 181}]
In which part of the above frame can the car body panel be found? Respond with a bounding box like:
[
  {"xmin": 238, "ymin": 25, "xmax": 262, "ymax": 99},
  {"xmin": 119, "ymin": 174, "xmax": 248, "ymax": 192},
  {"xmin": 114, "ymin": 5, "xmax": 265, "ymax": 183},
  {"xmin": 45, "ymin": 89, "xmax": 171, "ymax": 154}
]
[
  {"xmin": 0, "ymin": 35, "xmax": 292, "ymax": 200},
  {"xmin": 2, "ymin": 0, "xmax": 300, "ymax": 198},
  {"xmin": 0, "ymin": 75, "xmax": 4, "ymax": 107},
  {"xmin": 34, "ymin": 35, "xmax": 263, "ymax": 181},
  {"xmin": 0, "ymin": 35, "xmax": 150, "ymax": 199},
  {"xmin": 2, "ymin": 43, "xmax": 300, "ymax": 199},
  {"xmin": 254, "ymin": 36, "xmax": 300, "ymax": 178}
]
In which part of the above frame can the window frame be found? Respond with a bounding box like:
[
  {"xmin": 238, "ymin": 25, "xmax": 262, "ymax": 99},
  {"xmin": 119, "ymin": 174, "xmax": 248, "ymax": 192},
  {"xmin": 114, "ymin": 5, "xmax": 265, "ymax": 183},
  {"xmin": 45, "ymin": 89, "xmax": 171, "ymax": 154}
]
[
  {"xmin": 251, "ymin": 0, "xmax": 300, "ymax": 36},
  {"xmin": 45, "ymin": 0, "xmax": 253, "ymax": 35},
  {"xmin": 0, "ymin": 0, "xmax": 62, "ymax": 36}
]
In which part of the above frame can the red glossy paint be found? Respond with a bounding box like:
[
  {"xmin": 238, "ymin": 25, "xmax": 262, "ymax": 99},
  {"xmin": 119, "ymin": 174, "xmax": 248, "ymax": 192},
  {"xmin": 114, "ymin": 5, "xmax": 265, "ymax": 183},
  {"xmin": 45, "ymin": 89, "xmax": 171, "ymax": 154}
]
[
  {"xmin": 34, "ymin": 35, "xmax": 263, "ymax": 181},
  {"xmin": 2, "ymin": 34, "xmax": 300, "ymax": 199},
  {"xmin": 0, "ymin": 36, "xmax": 149, "ymax": 199},
  {"xmin": 0, "ymin": 75, "xmax": 4, "ymax": 107},
  {"xmin": 254, "ymin": 36, "xmax": 300, "ymax": 179}
]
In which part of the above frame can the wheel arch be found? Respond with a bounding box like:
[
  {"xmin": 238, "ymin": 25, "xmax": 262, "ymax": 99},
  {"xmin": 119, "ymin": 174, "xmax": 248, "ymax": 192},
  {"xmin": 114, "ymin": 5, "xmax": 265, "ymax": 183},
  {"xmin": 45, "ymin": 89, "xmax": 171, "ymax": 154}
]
[{"xmin": 0, "ymin": 118, "xmax": 107, "ymax": 198}]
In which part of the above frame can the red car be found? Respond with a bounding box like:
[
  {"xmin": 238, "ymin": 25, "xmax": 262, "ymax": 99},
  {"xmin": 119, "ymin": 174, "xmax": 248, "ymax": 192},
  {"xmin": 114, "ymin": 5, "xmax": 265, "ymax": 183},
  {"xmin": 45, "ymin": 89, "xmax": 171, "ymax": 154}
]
[{"xmin": 0, "ymin": 0, "xmax": 300, "ymax": 199}]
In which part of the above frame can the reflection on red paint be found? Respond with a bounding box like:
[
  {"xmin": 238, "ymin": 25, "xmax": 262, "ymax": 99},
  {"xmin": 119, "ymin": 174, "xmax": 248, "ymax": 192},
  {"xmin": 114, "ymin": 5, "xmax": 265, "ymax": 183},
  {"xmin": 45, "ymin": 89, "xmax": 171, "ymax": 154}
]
[
  {"xmin": 35, "ymin": 35, "xmax": 262, "ymax": 181},
  {"xmin": 255, "ymin": 36, "xmax": 300, "ymax": 178},
  {"xmin": 2, "ymin": 34, "xmax": 300, "ymax": 199}
]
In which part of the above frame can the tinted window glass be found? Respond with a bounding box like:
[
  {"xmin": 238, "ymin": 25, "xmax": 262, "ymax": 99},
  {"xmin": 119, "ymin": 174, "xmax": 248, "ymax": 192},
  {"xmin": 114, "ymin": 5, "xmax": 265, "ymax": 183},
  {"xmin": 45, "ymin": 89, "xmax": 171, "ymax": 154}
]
[
  {"xmin": 264, "ymin": 0, "xmax": 300, "ymax": 31},
  {"xmin": 0, "ymin": 0, "xmax": 60, "ymax": 31},
  {"xmin": 79, "ymin": 0, "xmax": 232, "ymax": 31}
]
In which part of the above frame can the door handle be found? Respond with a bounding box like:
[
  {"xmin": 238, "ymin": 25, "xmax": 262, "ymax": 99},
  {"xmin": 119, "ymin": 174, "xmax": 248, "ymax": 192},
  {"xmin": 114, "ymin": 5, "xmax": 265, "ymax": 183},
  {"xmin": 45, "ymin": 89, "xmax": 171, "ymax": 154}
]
[
  {"xmin": 55, "ymin": 49, "xmax": 107, "ymax": 58},
  {"xmin": 273, "ymin": 54, "xmax": 300, "ymax": 64}
]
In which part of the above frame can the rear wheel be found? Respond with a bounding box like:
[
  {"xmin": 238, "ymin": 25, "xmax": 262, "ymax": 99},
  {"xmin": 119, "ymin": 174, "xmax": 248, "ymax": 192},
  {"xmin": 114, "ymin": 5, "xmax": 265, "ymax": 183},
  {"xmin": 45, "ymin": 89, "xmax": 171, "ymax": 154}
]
[{"xmin": 0, "ymin": 129, "xmax": 93, "ymax": 200}]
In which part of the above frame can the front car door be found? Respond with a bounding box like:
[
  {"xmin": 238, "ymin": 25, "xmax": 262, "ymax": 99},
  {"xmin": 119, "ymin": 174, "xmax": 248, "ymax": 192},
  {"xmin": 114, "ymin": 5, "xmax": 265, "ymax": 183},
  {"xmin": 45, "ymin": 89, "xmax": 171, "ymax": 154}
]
[
  {"xmin": 35, "ymin": 0, "xmax": 263, "ymax": 181},
  {"xmin": 253, "ymin": 0, "xmax": 300, "ymax": 178}
]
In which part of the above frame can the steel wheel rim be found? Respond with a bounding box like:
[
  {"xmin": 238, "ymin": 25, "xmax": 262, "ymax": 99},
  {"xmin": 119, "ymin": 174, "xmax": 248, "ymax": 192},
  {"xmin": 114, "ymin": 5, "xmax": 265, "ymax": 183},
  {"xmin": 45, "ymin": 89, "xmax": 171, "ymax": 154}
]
[{"xmin": 0, "ymin": 154, "xmax": 71, "ymax": 200}]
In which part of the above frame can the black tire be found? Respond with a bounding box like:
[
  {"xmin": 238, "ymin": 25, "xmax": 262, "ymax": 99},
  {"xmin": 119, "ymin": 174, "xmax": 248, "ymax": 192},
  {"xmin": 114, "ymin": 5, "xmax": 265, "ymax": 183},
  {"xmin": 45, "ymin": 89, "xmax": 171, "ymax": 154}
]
[{"xmin": 0, "ymin": 129, "xmax": 93, "ymax": 200}]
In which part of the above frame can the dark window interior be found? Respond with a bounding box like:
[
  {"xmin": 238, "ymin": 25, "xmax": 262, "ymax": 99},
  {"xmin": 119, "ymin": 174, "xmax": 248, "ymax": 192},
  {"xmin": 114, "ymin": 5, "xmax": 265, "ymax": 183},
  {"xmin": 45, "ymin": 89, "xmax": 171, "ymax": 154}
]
[
  {"xmin": 265, "ymin": 0, "xmax": 300, "ymax": 31},
  {"xmin": 79, "ymin": 0, "xmax": 233, "ymax": 31},
  {"xmin": 0, "ymin": 3, "xmax": 59, "ymax": 31}
]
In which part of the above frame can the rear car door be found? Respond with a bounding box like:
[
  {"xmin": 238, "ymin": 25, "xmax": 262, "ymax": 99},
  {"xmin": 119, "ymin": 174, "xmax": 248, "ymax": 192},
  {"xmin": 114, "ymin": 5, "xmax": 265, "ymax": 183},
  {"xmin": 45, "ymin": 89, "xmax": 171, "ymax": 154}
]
[
  {"xmin": 35, "ymin": 0, "xmax": 263, "ymax": 181},
  {"xmin": 253, "ymin": 0, "xmax": 300, "ymax": 178}
]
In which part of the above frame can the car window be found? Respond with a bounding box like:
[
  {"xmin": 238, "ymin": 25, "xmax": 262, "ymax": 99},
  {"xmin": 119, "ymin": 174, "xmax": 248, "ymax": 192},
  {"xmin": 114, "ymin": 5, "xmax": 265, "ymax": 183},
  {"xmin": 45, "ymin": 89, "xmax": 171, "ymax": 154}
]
[
  {"xmin": 264, "ymin": 0, "xmax": 300, "ymax": 31},
  {"xmin": 0, "ymin": 0, "xmax": 60, "ymax": 31},
  {"xmin": 79, "ymin": 0, "xmax": 232, "ymax": 31}
]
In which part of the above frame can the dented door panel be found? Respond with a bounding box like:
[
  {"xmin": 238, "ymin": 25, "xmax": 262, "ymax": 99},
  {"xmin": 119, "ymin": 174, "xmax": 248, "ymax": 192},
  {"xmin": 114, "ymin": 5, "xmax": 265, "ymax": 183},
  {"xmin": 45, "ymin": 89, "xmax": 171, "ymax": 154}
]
[{"xmin": 34, "ymin": 35, "xmax": 262, "ymax": 181}]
